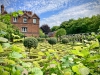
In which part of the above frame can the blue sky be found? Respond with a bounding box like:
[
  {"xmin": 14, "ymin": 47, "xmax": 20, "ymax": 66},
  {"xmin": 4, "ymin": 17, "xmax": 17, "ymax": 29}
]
[{"xmin": 0, "ymin": 0, "xmax": 100, "ymax": 28}]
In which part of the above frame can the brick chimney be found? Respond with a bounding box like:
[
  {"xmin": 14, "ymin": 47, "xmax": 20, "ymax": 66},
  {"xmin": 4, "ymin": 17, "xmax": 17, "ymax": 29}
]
[
  {"xmin": 28, "ymin": 11, "xmax": 32, "ymax": 15},
  {"xmin": 1, "ymin": 5, "xmax": 4, "ymax": 14}
]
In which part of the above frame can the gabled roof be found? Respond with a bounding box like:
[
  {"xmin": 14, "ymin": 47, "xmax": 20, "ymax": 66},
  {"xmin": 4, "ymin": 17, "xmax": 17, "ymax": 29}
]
[
  {"xmin": 21, "ymin": 11, "xmax": 40, "ymax": 19},
  {"xmin": 32, "ymin": 13, "xmax": 40, "ymax": 19},
  {"xmin": 1, "ymin": 11, "xmax": 7, "ymax": 15},
  {"xmin": 22, "ymin": 13, "xmax": 32, "ymax": 18}
]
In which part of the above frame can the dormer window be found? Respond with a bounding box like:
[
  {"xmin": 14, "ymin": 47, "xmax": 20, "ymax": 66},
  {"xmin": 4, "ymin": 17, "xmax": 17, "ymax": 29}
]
[
  {"xmin": 13, "ymin": 17, "xmax": 18, "ymax": 22},
  {"xmin": 23, "ymin": 17, "xmax": 27, "ymax": 23},
  {"xmin": 33, "ymin": 18, "xmax": 36, "ymax": 23}
]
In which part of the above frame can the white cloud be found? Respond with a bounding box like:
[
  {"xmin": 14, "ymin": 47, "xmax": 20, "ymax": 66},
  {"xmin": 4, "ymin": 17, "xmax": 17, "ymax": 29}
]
[
  {"xmin": 7, "ymin": 8, "xmax": 14, "ymax": 13},
  {"xmin": 0, "ymin": 0, "xmax": 17, "ymax": 13},
  {"xmin": 0, "ymin": 0, "xmax": 100, "ymax": 28},
  {"xmin": 23, "ymin": 0, "xmax": 69, "ymax": 14},
  {"xmin": 40, "ymin": 1, "xmax": 100, "ymax": 28},
  {"xmin": 0, "ymin": 0, "xmax": 70, "ymax": 14}
]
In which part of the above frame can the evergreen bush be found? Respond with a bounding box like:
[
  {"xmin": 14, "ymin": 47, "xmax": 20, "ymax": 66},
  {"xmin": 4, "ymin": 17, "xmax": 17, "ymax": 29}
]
[
  {"xmin": 46, "ymin": 38, "xmax": 50, "ymax": 41},
  {"xmin": 48, "ymin": 37, "xmax": 57, "ymax": 45},
  {"xmin": 23, "ymin": 37, "xmax": 38, "ymax": 51},
  {"xmin": 62, "ymin": 38, "xmax": 69, "ymax": 44}
]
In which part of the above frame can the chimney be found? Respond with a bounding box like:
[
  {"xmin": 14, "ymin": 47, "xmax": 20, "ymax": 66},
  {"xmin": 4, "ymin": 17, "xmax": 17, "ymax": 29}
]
[
  {"xmin": 1, "ymin": 5, "xmax": 4, "ymax": 14},
  {"xmin": 28, "ymin": 11, "xmax": 32, "ymax": 15}
]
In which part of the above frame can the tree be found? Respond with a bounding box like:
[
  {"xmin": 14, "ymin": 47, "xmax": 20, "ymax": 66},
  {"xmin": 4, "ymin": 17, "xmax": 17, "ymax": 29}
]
[
  {"xmin": 40, "ymin": 24, "xmax": 50, "ymax": 35},
  {"xmin": 0, "ymin": 22, "xmax": 7, "ymax": 31},
  {"xmin": 56, "ymin": 28, "xmax": 66, "ymax": 41},
  {"xmin": 97, "ymin": 26, "xmax": 100, "ymax": 33},
  {"xmin": 23, "ymin": 37, "xmax": 38, "ymax": 53},
  {"xmin": 39, "ymin": 29, "xmax": 45, "ymax": 38},
  {"xmin": 0, "ymin": 10, "xmax": 24, "ymax": 41},
  {"xmin": 0, "ymin": 14, "xmax": 11, "ymax": 25},
  {"xmin": 51, "ymin": 26, "xmax": 59, "ymax": 32},
  {"xmin": 59, "ymin": 15, "xmax": 100, "ymax": 34}
]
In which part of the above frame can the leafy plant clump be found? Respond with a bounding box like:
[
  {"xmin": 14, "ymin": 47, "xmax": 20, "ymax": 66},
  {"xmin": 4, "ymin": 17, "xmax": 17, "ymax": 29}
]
[
  {"xmin": 37, "ymin": 38, "xmax": 45, "ymax": 42},
  {"xmin": 23, "ymin": 37, "xmax": 38, "ymax": 51},
  {"xmin": 96, "ymin": 35, "xmax": 100, "ymax": 42},
  {"xmin": 48, "ymin": 37, "xmax": 57, "ymax": 46},
  {"xmin": 62, "ymin": 38, "xmax": 69, "ymax": 44}
]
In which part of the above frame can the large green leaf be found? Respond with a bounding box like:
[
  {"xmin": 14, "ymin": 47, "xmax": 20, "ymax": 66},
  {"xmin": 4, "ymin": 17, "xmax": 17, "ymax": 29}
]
[
  {"xmin": 31, "ymin": 67, "xmax": 43, "ymax": 75},
  {"xmin": 1, "ymin": 71, "xmax": 9, "ymax": 75},
  {"xmin": 0, "ymin": 30, "xmax": 7, "ymax": 35},
  {"xmin": 72, "ymin": 63, "xmax": 90, "ymax": 75},
  {"xmin": 0, "ymin": 22, "xmax": 7, "ymax": 31},
  {"xmin": 15, "ymin": 65, "xmax": 24, "ymax": 72},
  {"xmin": 0, "ymin": 37, "xmax": 8, "ymax": 43},
  {"xmin": 0, "ymin": 44, "xmax": 3, "ymax": 52},
  {"xmin": 72, "ymin": 65, "xmax": 80, "ymax": 74},
  {"xmin": 22, "ymin": 62, "xmax": 32, "ymax": 68},
  {"xmin": 12, "ymin": 66, "xmax": 16, "ymax": 73},
  {"xmin": 13, "ymin": 70, "xmax": 21, "ymax": 75},
  {"xmin": 60, "ymin": 58, "xmax": 66, "ymax": 62},
  {"xmin": 2, "ymin": 43, "xmax": 10, "ymax": 48},
  {"xmin": 81, "ymin": 48, "xmax": 89, "ymax": 57},
  {"xmin": 9, "ymin": 51, "xmax": 23, "ymax": 59},
  {"xmin": 11, "ymin": 45, "xmax": 23, "ymax": 52},
  {"xmin": 18, "ymin": 10, "xmax": 23, "ymax": 15},
  {"xmin": 87, "ymin": 54, "xmax": 100, "ymax": 62},
  {"xmin": 79, "ymin": 67, "xmax": 90, "ymax": 75},
  {"xmin": 4, "ymin": 59, "xmax": 16, "ymax": 65},
  {"xmin": 12, "ymin": 12, "xmax": 18, "ymax": 17},
  {"xmin": 0, "ymin": 67, "xmax": 3, "ymax": 74},
  {"xmin": 71, "ymin": 50, "xmax": 84, "ymax": 57},
  {"xmin": 89, "ymin": 40, "xmax": 99, "ymax": 49}
]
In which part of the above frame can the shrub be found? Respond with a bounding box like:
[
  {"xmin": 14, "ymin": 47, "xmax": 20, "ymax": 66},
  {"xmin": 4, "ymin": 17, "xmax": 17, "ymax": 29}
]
[
  {"xmin": 48, "ymin": 37, "xmax": 57, "ymax": 45},
  {"xmin": 87, "ymin": 36, "xmax": 95, "ymax": 41},
  {"xmin": 23, "ymin": 37, "xmax": 38, "ymax": 51},
  {"xmin": 2, "ymin": 43, "xmax": 11, "ymax": 48},
  {"xmin": 37, "ymin": 38, "xmax": 45, "ymax": 42},
  {"xmin": 96, "ymin": 35, "xmax": 100, "ymax": 42},
  {"xmin": 0, "ymin": 37, "xmax": 8, "ymax": 43},
  {"xmin": 46, "ymin": 38, "xmax": 50, "ymax": 41},
  {"xmin": 13, "ymin": 39, "xmax": 23, "ymax": 43},
  {"xmin": 12, "ymin": 34, "xmax": 20, "ymax": 39},
  {"xmin": 0, "ymin": 44, "xmax": 3, "ymax": 52},
  {"xmin": 62, "ymin": 38, "xmax": 69, "ymax": 44}
]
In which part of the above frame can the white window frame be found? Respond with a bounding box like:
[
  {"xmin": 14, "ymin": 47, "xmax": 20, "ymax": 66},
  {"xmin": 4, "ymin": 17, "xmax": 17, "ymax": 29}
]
[
  {"xmin": 13, "ymin": 17, "xmax": 18, "ymax": 22},
  {"xmin": 33, "ymin": 18, "xmax": 36, "ymax": 23},
  {"xmin": 23, "ymin": 17, "xmax": 27, "ymax": 23},
  {"xmin": 21, "ymin": 27, "xmax": 27, "ymax": 32}
]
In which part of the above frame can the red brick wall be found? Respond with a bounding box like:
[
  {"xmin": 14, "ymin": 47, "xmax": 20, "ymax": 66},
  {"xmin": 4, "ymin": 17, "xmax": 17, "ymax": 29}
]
[
  {"xmin": 1, "ymin": 5, "xmax": 39, "ymax": 37},
  {"xmin": 11, "ymin": 14, "xmax": 40, "ymax": 37}
]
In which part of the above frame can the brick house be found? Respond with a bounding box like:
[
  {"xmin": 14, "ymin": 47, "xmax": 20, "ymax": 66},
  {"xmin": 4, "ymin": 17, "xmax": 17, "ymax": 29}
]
[{"xmin": 1, "ymin": 5, "xmax": 40, "ymax": 37}]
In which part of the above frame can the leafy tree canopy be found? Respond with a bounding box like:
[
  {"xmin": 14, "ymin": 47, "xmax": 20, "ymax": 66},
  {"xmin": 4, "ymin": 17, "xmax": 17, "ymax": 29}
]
[
  {"xmin": 51, "ymin": 26, "xmax": 59, "ymax": 32},
  {"xmin": 40, "ymin": 24, "xmax": 50, "ymax": 35},
  {"xmin": 0, "ymin": 10, "xmax": 24, "ymax": 41},
  {"xmin": 39, "ymin": 29, "xmax": 45, "ymax": 38},
  {"xmin": 0, "ymin": 22, "xmax": 7, "ymax": 31},
  {"xmin": 56, "ymin": 28, "xmax": 66, "ymax": 37},
  {"xmin": 59, "ymin": 14, "xmax": 100, "ymax": 34}
]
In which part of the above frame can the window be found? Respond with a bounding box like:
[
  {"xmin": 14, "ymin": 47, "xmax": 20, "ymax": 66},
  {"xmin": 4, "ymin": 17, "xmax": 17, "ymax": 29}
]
[
  {"xmin": 13, "ymin": 17, "xmax": 17, "ymax": 22},
  {"xmin": 21, "ymin": 27, "xmax": 27, "ymax": 32},
  {"xmin": 33, "ymin": 18, "xmax": 36, "ymax": 23},
  {"xmin": 23, "ymin": 17, "xmax": 27, "ymax": 23}
]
